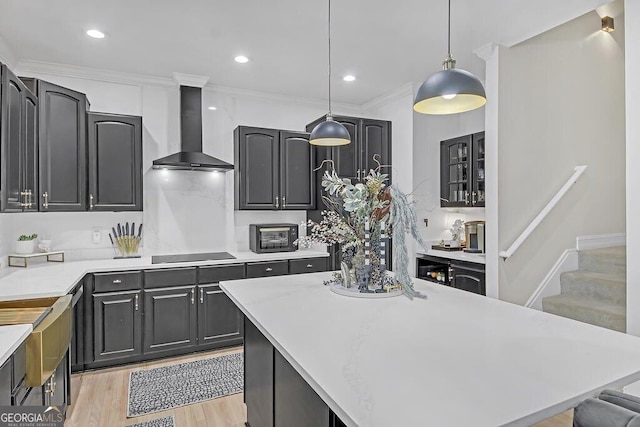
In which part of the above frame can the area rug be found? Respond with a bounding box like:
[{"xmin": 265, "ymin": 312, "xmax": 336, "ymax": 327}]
[
  {"xmin": 127, "ymin": 352, "xmax": 243, "ymax": 417},
  {"xmin": 125, "ymin": 415, "xmax": 175, "ymax": 427}
]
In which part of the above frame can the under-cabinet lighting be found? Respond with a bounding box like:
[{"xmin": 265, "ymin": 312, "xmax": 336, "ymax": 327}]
[
  {"xmin": 601, "ymin": 16, "xmax": 614, "ymax": 32},
  {"xmin": 86, "ymin": 29, "xmax": 105, "ymax": 39}
]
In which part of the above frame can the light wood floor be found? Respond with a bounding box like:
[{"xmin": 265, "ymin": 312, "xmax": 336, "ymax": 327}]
[{"xmin": 66, "ymin": 347, "xmax": 573, "ymax": 427}]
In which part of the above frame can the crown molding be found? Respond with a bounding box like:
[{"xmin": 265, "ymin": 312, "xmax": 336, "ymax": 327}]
[
  {"xmin": 13, "ymin": 58, "xmax": 362, "ymax": 112},
  {"xmin": 474, "ymin": 43, "xmax": 500, "ymax": 61},
  {"xmin": 361, "ymin": 83, "xmax": 414, "ymax": 112},
  {"xmin": 173, "ymin": 72, "xmax": 209, "ymax": 87}
]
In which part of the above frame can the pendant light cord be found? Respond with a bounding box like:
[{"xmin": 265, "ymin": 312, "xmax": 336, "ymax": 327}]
[
  {"xmin": 328, "ymin": 0, "xmax": 333, "ymax": 117},
  {"xmin": 447, "ymin": 0, "xmax": 451, "ymax": 56}
]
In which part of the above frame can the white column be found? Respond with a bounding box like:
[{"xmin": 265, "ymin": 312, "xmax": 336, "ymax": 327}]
[
  {"xmin": 475, "ymin": 43, "xmax": 500, "ymax": 299},
  {"xmin": 626, "ymin": 0, "xmax": 640, "ymax": 336}
]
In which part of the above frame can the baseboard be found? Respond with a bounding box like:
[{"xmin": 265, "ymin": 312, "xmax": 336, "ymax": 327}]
[
  {"xmin": 526, "ymin": 249, "xmax": 578, "ymax": 309},
  {"xmin": 576, "ymin": 233, "xmax": 625, "ymax": 251}
]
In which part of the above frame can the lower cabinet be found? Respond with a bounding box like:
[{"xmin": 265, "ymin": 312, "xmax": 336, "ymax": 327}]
[
  {"xmin": 0, "ymin": 359, "xmax": 11, "ymax": 405},
  {"xmin": 198, "ymin": 283, "xmax": 243, "ymax": 347},
  {"xmin": 143, "ymin": 286, "xmax": 198, "ymax": 353},
  {"xmin": 93, "ymin": 290, "xmax": 143, "ymax": 362},
  {"xmin": 245, "ymin": 318, "xmax": 343, "ymax": 427}
]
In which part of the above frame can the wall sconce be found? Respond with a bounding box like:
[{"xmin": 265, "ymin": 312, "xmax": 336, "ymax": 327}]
[{"xmin": 601, "ymin": 16, "xmax": 614, "ymax": 32}]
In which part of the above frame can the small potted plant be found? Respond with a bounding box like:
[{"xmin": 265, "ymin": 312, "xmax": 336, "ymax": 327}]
[{"xmin": 15, "ymin": 234, "xmax": 38, "ymax": 254}]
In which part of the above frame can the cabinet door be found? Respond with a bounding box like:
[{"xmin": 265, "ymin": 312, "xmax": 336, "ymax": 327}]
[
  {"xmin": 197, "ymin": 284, "xmax": 243, "ymax": 347},
  {"xmin": 93, "ymin": 291, "xmax": 142, "ymax": 362},
  {"xmin": 235, "ymin": 127, "xmax": 280, "ymax": 210},
  {"xmin": 274, "ymin": 351, "xmax": 330, "ymax": 427},
  {"xmin": 329, "ymin": 117, "xmax": 360, "ymax": 181},
  {"xmin": 0, "ymin": 359, "xmax": 10, "ymax": 406},
  {"xmin": 471, "ymin": 132, "xmax": 485, "ymax": 207},
  {"xmin": 38, "ymin": 80, "xmax": 87, "ymax": 211},
  {"xmin": 245, "ymin": 318, "xmax": 274, "ymax": 427},
  {"xmin": 360, "ymin": 119, "xmax": 391, "ymax": 181},
  {"xmin": 1, "ymin": 67, "xmax": 25, "ymax": 212},
  {"xmin": 143, "ymin": 286, "xmax": 197, "ymax": 353},
  {"xmin": 280, "ymin": 131, "xmax": 315, "ymax": 210},
  {"xmin": 87, "ymin": 113, "xmax": 143, "ymax": 211},
  {"xmin": 451, "ymin": 264, "xmax": 486, "ymax": 295},
  {"xmin": 23, "ymin": 91, "xmax": 38, "ymax": 212},
  {"xmin": 440, "ymin": 135, "xmax": 472, "ymax": 207}
]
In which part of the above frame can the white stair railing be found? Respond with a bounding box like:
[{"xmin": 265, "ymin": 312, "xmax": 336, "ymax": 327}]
[{"xmin": 500, "ymin": 165, "xmax": 587, "ymax": 260}]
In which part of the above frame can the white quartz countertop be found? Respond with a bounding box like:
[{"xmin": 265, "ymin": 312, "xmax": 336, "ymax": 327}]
[
  {"xmin": 0, "ymin": 249, "xmax": 328, "ymax": 302},
  {"xmin": 417, "ymin": 247, "xmax": 486, "ymax": 264},
  {"xmin": 0, "ymin": 325, "xmax": 32, "ymax": 367},
  {"xmin": 221, "ymin": 272, "xmax": 640, "ymax": 427}
]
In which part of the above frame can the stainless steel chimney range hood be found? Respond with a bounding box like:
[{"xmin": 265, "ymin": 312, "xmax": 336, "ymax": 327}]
[{"xmin": 152, "ymin": 78, "xmax": 233, "ymax": 172}]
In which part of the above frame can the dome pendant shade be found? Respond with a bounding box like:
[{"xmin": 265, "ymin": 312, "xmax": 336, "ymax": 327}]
[
  {"xmin": 414, "ymin": 68, "xmax": 487, "ymax": 115},
  {"xmin": 310, "ymin": 119, "xmax": 351, "ymax": 146}
]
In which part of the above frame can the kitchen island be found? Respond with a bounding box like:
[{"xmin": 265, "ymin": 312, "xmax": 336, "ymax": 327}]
[{"xmin": 221, "ymin": 272, "xmax": 640, "ymax": 427}]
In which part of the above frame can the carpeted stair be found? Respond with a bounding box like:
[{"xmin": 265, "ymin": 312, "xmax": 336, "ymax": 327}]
[{"xmin": 542, "ymin": 246, "xmax": 626, "ymax": 332}]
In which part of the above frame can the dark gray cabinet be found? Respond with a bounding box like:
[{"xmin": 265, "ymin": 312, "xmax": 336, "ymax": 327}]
[
  {"xmin": 143, "ymin": 285, "xmax": 198, "ymax": 353},
  {"xmin": 275, "ymin": 351, "xmax": 330, "ymax": 427},
  {"xmin": 0, "ymin": 65, "xmax": 38, "ymax": 212},
  {"xmin": 87, "ymin": 112, "xmax": 143, "ymax": 211},
  {"xmin": 0, "ymin": 359, "xmax": 10, "ymax": 406},
  {"xmin": 234, "ymin": 126, "xmax": 315, "ymax": 210},
  {"xmin": 93, "ymin": 290, "xmax": 143, "ymax": 362},
  {"xmin": 197, "ymin": 284, "xmax": 243, "ymax": 347},
  {"xmin": 32, "ymin": 79, "xmax": 88, "ymax": 211},
  {"xmin": 245, "ymin": 318, "xmax": 274, "ymax": 427},
  {"xmin": 451, "ymin": 261, "xmax": 486, "ymax": 295},
  {"xmin": 440, "ymin": 131, "xmax": 485, "ymax": 207}
]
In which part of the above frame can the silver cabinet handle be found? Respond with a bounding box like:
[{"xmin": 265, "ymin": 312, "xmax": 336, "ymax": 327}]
[
  {"xmin": 306, "ymin": 264, "xmax": 313, "ymax": 268},
  {"xmin": 265, "ymin": 267, "xmax": 273, "ymax": 272},
  {"xmin": 191, "ymin": 289, "xmax": 195, "ymax": 304},
  {"xmin": 43, "ymin": 192, "xmax": 49, "ymax": 209},
  {"xmin": 134, "ymin": 294, "xmax": 139, "ymax": 311},
  {"xmin": 113, "ymin": 279, "xmax": 122, "ymax": 284},
  {"xmin": 282, "ymin": 196, "xmax": 286, "ymax": 208},
  {"xmin": 89, "ymin": 193, "xmax": 94, "ymax": 210},
  {"xmin": 274, "ymin": 196, "xmax": 279, "ymax": 208},
  {"xmin": 465, "ymin": 191, "xmax": 469, "ymax": 205},
  {"xmin": 356, "ymin": 169, "xmax": 361, "ymax": 180},
  {"xmin": 472, "ymin": 191, "xmax": 477, "ymax": 205},
  {"xmin": 20, "ymin": 190, "xmax": 29, "ymax": 208},
  {"xmin": 27, "ymin": 189, "xmax": 33, "ymax": 208},
  {"xmin": 200, "ymin": 288, "xmax": 204, "ymax": 304}
]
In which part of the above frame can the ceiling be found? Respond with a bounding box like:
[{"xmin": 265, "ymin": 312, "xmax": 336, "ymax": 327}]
[{"xmin": 0, "ymin": 0, "xmax": 611, "ymax": 105}]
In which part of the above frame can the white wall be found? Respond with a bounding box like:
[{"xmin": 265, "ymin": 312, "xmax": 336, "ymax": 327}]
[
  {"xmin": 626, "ymin": 0, "xmax": 640, "ymax": 335},
  {"xmin": 496, "ymin": 10, "xmax": 626, "ymax": 304},
  {"xmin": 411, "ymin": 90, "xmax": 485, "ymax": 246},
  {"xmin": 1, "ymin": 66, "xmax": 362, "ymax": 260}
]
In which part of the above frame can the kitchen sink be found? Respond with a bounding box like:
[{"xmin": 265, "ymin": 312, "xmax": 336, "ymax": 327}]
[{"xmin": 0, "ymin": 296, "xmax": 72, "ymax": 386}]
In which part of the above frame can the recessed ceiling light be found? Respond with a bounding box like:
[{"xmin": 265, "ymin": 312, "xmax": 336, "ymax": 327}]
[
  {"xmin": 234, "ymin": 55, "xmax": 249, "ymax": 64},
  {"xmin": 86, "ymin": 29, "xmax": 105, "ymax": 39},
  {"xmin": 343, "ymin": 75, "xmax": 356, "ymax": 82},
  {"xmin": 208, "ymin": 106, "xmax": 217, "ymax": 111}
]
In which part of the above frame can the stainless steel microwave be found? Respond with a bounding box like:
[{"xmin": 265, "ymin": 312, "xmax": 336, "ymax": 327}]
[{"xmin": 249, "ymin": 223, "xmax": 298, "ymax": 253}]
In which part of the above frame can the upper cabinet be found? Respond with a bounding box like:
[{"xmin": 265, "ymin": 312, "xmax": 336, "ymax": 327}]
[
  {"xmin": 32, "ymin": 79, "xmax": 88, "ymax": 211},
  {"xmin": 87, "ymin": 113, "xmax": 143, "ymax": 211},
  {"xmin": 440, "ymin": 131, "xmax": 485, "ymax": 208},
  {"xmin": 1, "ymin": 68, "xmax": 144, "ymax": 213},
  {"xmin": 234, "ymin": 126, "xmax": 315, "ymax": 210},
  {"xmin": 0, "ymin": 65, "xmax": 39, "ymax": 212}
]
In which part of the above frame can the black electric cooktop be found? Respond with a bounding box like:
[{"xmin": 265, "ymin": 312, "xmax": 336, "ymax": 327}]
[{"xmin": 151, "ymin": 252, "xmax": 236, "ymax": 264}]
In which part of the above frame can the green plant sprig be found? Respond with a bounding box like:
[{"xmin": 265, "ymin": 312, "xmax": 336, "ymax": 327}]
[{"xmin": 18, "ymin": 233, "xmax": 38, "ymax": 241}]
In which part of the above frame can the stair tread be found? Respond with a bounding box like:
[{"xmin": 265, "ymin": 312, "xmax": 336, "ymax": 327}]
[
  {"xmin": 580, "ymin": 246, "xmax": 626, "ymax": 256},
  {"xmin": 561, "ymin": 270, "xmax": 625, "ymax": 284},
  {"xmin": 543, "ymin": 294, "xmax": 625, "ymax": 315}
]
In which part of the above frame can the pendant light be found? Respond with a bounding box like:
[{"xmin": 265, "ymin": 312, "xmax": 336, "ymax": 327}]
[
  {"xmin": 310, "ymin": 0, "xmax": 351, "ymax": 146},
  {"xmin": 413, "ymin": 0, "xmax": 486, "ymax": 115}
]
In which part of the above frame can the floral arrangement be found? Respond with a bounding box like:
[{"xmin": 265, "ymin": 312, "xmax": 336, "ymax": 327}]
[
  {"xmin": 296, "ymin": 161, "xmax": 427, "ymax": 298},
  {"xmin": 450, "ymin": 219, "xmax": 464, "ymax": 241}
]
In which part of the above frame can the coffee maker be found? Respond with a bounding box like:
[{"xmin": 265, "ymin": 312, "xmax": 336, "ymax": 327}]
[{"xmin": 464, "ymin": 221, "xmax": 485, "ymax": 253}]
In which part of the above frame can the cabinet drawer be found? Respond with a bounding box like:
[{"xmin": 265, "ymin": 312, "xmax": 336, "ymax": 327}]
[
  {"xmin": 94, "ymin": 271, "xmax": 142, "ymax": 292},
  {"xmin": 145, "ymin": 268, "xmax": 197, "ymax": 288},
  {"xmin": 289, "ymin": 258, "xmax": 327, "ymax": 275},
  {"xmin": 199, "ymin": 264, "xmax": 246, "ymax": 284},
  {"xmin": 246, "ymin": 261, "xmax": 288, "ymax": 278}
]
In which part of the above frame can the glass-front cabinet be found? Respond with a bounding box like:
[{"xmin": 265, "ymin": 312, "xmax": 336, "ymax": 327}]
[{"xmin": 440, "ymin": 131, "xmax": 485, "ymax": 208}]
